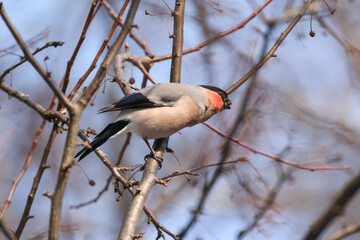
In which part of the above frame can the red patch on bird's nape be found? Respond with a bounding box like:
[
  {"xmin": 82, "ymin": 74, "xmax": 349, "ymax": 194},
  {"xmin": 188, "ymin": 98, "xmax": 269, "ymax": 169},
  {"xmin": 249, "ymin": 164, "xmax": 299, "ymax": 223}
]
[{"xmin": 205, "ymin": 89, "xmax": 224, "ymax": 113}]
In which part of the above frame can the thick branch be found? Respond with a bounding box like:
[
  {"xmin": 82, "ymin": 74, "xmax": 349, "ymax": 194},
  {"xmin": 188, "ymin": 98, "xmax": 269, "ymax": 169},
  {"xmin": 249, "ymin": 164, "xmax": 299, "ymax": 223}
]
[
  {"xmin": 0, "ymin": 217, "xmax": 15, "ymax": 240},
  {"xmin": 169, "ymin": 0, "xmax": 186, "ymax": 83},
  {"xmin": 325, "ymin": 222, "xmax": 360, "ymax": 240},
  {"xmin": 49, "ymin": 113, "xmax": 80, "ymax": 240},
  {"xmin": 118, "ymin": 139, "xmax": 168, "ymax": 240}
]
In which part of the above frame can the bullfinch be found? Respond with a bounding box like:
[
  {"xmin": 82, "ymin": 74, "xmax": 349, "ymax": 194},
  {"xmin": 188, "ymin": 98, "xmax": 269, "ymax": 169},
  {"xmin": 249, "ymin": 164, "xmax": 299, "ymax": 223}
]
[{"xmin": 75, "ymin": 83, "xmax": 231, "ymax": 161}]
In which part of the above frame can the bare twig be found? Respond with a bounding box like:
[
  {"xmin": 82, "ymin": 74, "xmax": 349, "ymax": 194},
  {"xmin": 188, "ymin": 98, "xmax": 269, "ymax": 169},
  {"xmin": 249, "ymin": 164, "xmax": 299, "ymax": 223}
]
[
  {"xmin": 0, "ymin": 3, "xmax": 74, "ymax": 112},
  {"xmin": 0, "ymin": 115, "xmax": 47, "ymax": 217},
  {"xmin": 62, "ymin": 0, "xmax": 99, "ymax": 96},
  {"xmin": 203, "ymin": 122, "xmax": 350, "ymax": 171},
  {"xmin": 238, "ymin": 148, "xmax": 292, "ymax": 239},
  {"xmin": 69, "ymin": 175, "xmax": 112, "ymax": 209},
  {"xmin": 151, "ymin": 0, "xmax": 273, "ymax": 63},
  {"xmin": 143, "ymin": 207, "xmax": 179, "ymax": 240},
  {"xmin": 0, "ymin": 41, "xmax": 64, "ymax": 81},
  {"xmin": 117, "ymin": 0, "xmax": 187, "ymax": 238},
  {"xmin": 117, "ymin": 133, "xmax": 132, "ymax": 165},
  {"xmin": 0, "ymin": 81, "xmax": 68, "ymax": 123},
  {"xmin": 179, "ymin": 99, "xmax": 248, "ymax": 238},
  {"xmin": 67, "ymin": 0, "xmax": 127, "ymax": 101},
  {"xmin": 161, "ymin": 158, "xmax": 248, "ymax": 180},
  {"xmin": 70, "ymin": 133, "xmax": 132, "ymax": 209},
  {"xmin": 303, "ymin": 173, "xmax": 360, "ymax": 240},
  {"xmin": 226, "ymin": 0, "xmax": 314, "ymax": 94},
  {"xmin": 78, "ymin": 132, "xmax": 177, "ymax": 239},
  {"xmin": 180, "ymin": 19, "xmax": 285, "ymax": 235},
  {"xmin": 15, "ymin": 125, "xmax": 58, "ymax": 238},
  {"xmin": 103, "ymin": 0, "xmax": 154, "ymax": 58}
]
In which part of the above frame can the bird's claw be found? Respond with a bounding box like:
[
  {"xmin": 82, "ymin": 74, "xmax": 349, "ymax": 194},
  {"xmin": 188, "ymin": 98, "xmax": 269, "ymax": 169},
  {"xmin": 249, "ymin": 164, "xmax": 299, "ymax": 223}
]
[{"xmin": 144, "ymin": 154, "xmax": 163, "ymax": 169}]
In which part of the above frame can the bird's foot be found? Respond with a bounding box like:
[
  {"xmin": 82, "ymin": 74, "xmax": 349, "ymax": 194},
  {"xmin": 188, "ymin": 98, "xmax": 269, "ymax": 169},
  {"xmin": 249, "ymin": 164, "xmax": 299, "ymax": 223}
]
[{"xmin": 144, "ymin": 154, "xmax": 163, "ymax": 169}]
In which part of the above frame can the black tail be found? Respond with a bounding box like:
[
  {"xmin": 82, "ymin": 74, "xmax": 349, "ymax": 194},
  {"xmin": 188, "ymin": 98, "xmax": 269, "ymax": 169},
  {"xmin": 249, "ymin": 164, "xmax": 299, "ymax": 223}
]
[{"xmin": 75, "ymin": 120, "xmax": 130, "ymax": 161}]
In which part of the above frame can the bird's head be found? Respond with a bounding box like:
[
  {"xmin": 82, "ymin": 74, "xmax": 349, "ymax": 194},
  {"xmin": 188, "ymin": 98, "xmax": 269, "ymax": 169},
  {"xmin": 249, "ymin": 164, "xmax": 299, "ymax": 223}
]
[{"xmin": 200, "ymin": 85, "xmax": 231, "ymax": 110}]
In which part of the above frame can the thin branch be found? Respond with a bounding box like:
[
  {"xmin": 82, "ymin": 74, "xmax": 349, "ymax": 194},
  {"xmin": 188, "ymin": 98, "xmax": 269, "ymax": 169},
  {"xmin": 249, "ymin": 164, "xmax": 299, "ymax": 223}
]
[
  {"xmin": 179, "ymin": 99, "xmax": 248, "ymax": 238},
  {"xmin": 131, "ymin": 59, "xmax": 157, "ymax": 84},
  {"xmin": 62, "ymin": 0, "xmax": 99, "ymax": 96},
  {"xmin": 143, "ymin": 206, "xmax": 179, "ymax": 240},
  {"xmin": 69, "ymin": 175, "xmax": 112, "ymax": 209},
  {"xmin": 0, "ymin": 3, "xmax": 74, "ymax": 112},
  {"xmin": 303, "ymin": 173, "xmax": 360, "ymax": 240},
  {"xmin": 203, "ymin": 122, "xmax": 349, "ymax": 171},
  {"xmin": 103, "ymin": 0, "xmax": 155, "ymax": 58},
  {"xmin": 161, "ymin": 158, "xmax": 249, "ymax": 180},
  {"xmin": 70, "ymin": 133, "xmax": 132, "ymax": 209},
  {"xmin": 0, "ymin": 115, "xmax": 47, "ymax": 217},
  {"xmin": 78, "ymin": 132, "xmax": 177, "ymax": 239},
  {"xmin": 0, "ymin": 41, "xmax": 64, "ymax": 81},
  {"xmin": 67, "ymin": 0, "xmax": 125, "ymax": 102},
  {"xmin": 118, "ymin": 0, "xmax": 186, "ymax": 238},
  {"xmin": 75, "ymin": 1, "xmax": 139, "ymax": 108},
  {"xmin": 151, "ymin": 0, "xmax": 273, "ymax": 63},
  {"xmin": 238, "ymin": 155, "xmax": 291, "ymax": 239},
  {"xmin": 117, "ymin": 132, "xmax": 132, "ymax": 165},
  {"xmin": 5, "ymin": 79, "xmax": 62, "ymax": 237},
  {"xmin": 318, "ymin": 18, "xmax": 360, "ymax": 54},
  {"xmin": 178, "ymin": 28, "xmax": 270, "ymax": 235},
  {"xmin": 226, "ymin": 0, "xmax": 314, "ymax": 95},
  {"xmin": 0, "ymin": 81, "xmax": 68, "ymax": 124},
  {"xmin": 15, "ymin": 124, "xmax": 58, "ymax": 238}
]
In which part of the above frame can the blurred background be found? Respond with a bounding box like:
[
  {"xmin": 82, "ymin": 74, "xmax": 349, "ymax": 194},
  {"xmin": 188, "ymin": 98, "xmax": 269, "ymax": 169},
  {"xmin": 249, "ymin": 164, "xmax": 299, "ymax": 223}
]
[{"xmin": 1, "ymin": 0, "xmax": 360, "ymax": 239}]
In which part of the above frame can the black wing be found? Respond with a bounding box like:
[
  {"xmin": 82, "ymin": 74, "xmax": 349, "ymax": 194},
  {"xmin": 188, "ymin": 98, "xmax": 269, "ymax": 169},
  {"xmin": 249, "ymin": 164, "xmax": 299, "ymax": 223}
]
[
  {"xmin": 98, "ymin": 92, "xmax": 165, "ymax": 113},
  {"xmin": 75, "ymin": 120, "xmax": 130, "ymax": 161}
]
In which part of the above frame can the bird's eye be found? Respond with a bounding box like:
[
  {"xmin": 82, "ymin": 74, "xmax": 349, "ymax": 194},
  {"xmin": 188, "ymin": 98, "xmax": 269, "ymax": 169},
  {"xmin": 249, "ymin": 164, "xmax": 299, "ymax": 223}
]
[{"xmin": 161, "ymin": 97, "xmax": 173, "ymax": 103}]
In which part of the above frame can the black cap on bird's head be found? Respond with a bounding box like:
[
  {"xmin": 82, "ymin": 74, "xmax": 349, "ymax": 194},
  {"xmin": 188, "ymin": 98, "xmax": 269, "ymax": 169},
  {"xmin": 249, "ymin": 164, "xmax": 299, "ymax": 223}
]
[{"xmin": 200, "ymin": 85, "xmax": 232, "ymax": 110}]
